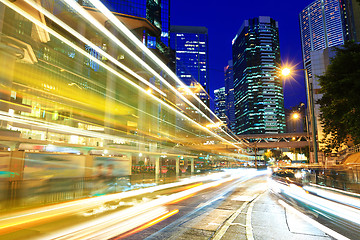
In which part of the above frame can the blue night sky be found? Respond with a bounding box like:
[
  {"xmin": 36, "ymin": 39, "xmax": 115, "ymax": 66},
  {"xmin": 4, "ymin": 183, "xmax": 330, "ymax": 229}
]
[{"xmin": 171, "ymin": 0, "xmax": 315, "ymax": 109}]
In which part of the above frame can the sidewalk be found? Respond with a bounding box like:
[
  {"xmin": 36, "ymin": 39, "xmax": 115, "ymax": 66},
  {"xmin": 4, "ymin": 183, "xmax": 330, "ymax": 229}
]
[{"xmin": 210, "ymin": 188, "xmax": 332, "ymax": 240}]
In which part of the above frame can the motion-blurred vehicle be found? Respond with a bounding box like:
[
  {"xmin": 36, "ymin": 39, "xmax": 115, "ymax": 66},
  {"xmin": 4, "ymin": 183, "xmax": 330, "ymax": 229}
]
[{"xmin": 269, "ymin": 169, "xmax": 304, "ymax": 195}]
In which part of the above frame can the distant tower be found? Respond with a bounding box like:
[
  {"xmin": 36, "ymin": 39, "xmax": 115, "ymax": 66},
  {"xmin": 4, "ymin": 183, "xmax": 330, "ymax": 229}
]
[
  {"xmin": 214, "ymin": 87, "xmax": 227, "ymax": 123},
  {"xmin": 224, "ymin": 60, "xmax": 236, "ymax": 132},
  {"xmin": 299, "ymin": 0, "xmax": 359, "ymax": 80},
  {"xmin": 170, "ymin": 26, "xmax": 208, "ymax": 85},
  {"xmin": 232, "ymin": 16, "xmax": 285, "ymax": 135},
  {"xmin": 299, "ymin": 0, "xmax": 360, "ymax": 146}
]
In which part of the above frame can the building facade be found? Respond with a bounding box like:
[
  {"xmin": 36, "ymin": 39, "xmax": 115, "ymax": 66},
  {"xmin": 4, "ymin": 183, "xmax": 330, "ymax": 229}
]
[
  {"xmin": 299, "ymin": 0, "xmax": 360, "ymax": 148},
  {"xmin": 232, "ymin": 16, "xmax": 285, "ymax": 135},
  {"xmin": 170, "ymin": 25, "xmax": 209, "ymax": 90},
  {"xmin": 224, "ymin": 60, "xmax": 236, "ymax": 132},
  {"xmin": 299, "ymin": 0, "xmax": 359, "ymax": 80},
  {"xmin": 214, "ymin": 87, "xmax": 227, "ymax": 124},
  {"xmin": 81, "ymin": 0, "xmax": 170, "ymax": 49}
]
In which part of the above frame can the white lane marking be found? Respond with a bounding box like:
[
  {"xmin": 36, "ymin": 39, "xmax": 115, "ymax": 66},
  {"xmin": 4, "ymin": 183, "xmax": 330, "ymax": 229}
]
[
  {"xmin": 211, "ymin": 201, "xmax": 249, "ymax": 240},
  {"xmin": 245, "ymin": 194, "xmax": 262, "ymax": 240},
  {"xmin": 278, "ymin": 200, "xmax": 351, "ymax": 240}
]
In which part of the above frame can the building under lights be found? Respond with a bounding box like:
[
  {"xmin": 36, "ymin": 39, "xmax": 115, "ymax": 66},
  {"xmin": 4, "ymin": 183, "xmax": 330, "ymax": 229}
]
[
  {"xmin": 214, "ymin": 87, "xmax": 227, "ymax": 124},
  {"xmin": 81, "ymin": 0, "xmax": 171, "ymax": 52},
  {"xmin": 170, "ymin": 25, "xmax": 209, "ymax": 107},
  {"xmin": 300, "ymin": 0, "xmax": 360, "ymax": 80},
  {"xmin": 232, "ymin": 16, "xmax": 285, "ymax": 135},
  {"xmin": 299, "ymin": 0, "xmax": 360, "ymax": 150},
  {"xmin": 224, "ymin": 60, "xmax": 236, "ymax": 132}
]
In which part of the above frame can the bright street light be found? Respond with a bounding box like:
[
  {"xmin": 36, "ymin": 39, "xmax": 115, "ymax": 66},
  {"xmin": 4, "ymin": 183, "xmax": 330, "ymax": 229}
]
[
  {"xmin": 292, "ymin": 113, "xmax": 300, "ymax": 120},
  {"xmin": 281, "ymin": 68, "xmax": 291, "ymax": 76},
  {"xmin": 281, "ymin": 67, "xmax": 318, "ymax": 164}
]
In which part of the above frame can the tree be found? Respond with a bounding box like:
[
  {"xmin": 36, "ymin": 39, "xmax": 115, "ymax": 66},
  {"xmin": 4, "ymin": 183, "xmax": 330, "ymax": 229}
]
[{"xmin": 317, "ymin": 41, "xmax": 360, "ymax": 152}]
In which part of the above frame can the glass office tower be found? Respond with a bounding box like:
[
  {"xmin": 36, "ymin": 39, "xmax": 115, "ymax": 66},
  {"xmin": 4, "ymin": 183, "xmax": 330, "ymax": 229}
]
[
  {"xmin": 299, "ymin": 0, "xmax": 360, "ymax": 151},
  {"xmin": 170, "ymin": 26, "xmax": 208, "ymax": 89},
  {"xmin": 224, "ymin": 60, "xmax": 236, "ymax": 132},
  {"xmin": 214, "ymin": 87, "xmax": 227, "ymax": 124},
  {"xmin": 232, "ymin": 16, "xmax": 285, "ymax": 135},
  {"xmin": 80, "ymin": 0, "xmax": 170, "ymax": 47},
  {"xmin": 299, "ymin": 0, "xmax": 353, "ymax": 79}
]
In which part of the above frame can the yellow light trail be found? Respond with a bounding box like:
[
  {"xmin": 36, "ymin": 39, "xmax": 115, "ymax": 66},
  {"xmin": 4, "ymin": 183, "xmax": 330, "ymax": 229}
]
[
  {"xmin": 23, "ymin": 0, "xmax": 167, "ymax": 98},
  {"xmin": 114, "ymin": 209, "xmax": 179, "ymax": 239},
  {"xmin": 1, "ymin": 0, "xmax": 247, "ymax": 157},
  {"xmin": 61, "ymin": 0, "xmax": 244, "ymax": 146},
  {"xmin": 86, "ymin": 0, "xmax": 247, "ymax": 145},
  {"xmin": 167, "ymin": 194, "xmax": 197, "ymax": 205}
]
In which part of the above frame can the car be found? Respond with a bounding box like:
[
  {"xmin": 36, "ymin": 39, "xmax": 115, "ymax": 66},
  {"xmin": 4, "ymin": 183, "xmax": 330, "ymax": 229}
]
[{"xmin": 269, "ymin": 169, "xmax": 304, "ymax": 194}]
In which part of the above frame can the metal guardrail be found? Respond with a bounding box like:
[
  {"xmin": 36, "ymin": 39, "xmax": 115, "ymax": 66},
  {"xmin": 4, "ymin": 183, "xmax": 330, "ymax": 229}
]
[{"xmin": 301, "ymin": 167, "xmax": 360, "ymax": 194}]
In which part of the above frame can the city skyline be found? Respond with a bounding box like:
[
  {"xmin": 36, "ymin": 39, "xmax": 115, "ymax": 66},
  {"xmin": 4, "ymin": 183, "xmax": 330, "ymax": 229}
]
[
  {"xmin": 171, "ymin": 0, "xmax": 315, "ymax": 109},
  {"xmin": 0, "ymin": 1, "xmax": 359, "ymax": 238}
]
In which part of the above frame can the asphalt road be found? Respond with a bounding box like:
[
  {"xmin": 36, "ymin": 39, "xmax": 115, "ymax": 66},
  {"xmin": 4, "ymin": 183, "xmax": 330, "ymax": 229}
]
[
  {"xmin": 119, "ymin": 173, "xmax": 334, "ymax": 240},
  {"xmin": 3, "ymin": 171, "xmax": 355, "ymax": 240}
]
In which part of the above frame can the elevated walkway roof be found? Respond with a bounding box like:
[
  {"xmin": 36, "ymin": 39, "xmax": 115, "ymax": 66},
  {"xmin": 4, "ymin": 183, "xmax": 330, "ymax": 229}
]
[{"xmin": 343, "ymin": 152, "xmax": 360, "ymax": 165}]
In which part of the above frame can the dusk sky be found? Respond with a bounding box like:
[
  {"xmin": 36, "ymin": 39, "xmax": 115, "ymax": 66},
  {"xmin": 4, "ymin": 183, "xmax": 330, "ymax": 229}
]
[{"xmin": 171, "ymin": 0, "xmax": 315, "ymax": 109}]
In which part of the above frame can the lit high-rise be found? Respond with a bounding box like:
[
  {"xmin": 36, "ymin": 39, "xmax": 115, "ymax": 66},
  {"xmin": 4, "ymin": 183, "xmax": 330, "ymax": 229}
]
[
  {"xmin": 224, "ymin": 60, "xmax": 236, "ymax": 132},
  {"xmin": 170, "ymin": 25, "xmax": 209, "ymax": 107},
  {"xmin": 214, "ymin": 87, "xmax": 227, "ymax": 124},
  {"xmin": 299, "ymin": 0, "xmax": 360, "ymax": 149},
  {"xmin": 232, "ymin": 16, "xmax": 285, "ymax": 135},
  {"xmin": 170, "ymin": 26, "xmax": 208, "ymax": 88},
  {"xmin": 299, "ymin": 0, "xmax": 359, "ymax": 79}
]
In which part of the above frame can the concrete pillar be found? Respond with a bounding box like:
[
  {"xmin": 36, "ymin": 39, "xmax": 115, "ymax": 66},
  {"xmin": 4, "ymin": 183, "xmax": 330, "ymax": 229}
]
[
  {"xmin": 155, "ymin": 156, "xmax": 160, "ymax": 183},
  {"xmin": 175, "ymin": 158, "xmax": 179, "ymax": 178},
  {"xmin": 121, "ymin": 153, "xmax": 132, "ymax": 176},
  {"xmin": 191, "ymin": 158, "xmax": 194, "ymax": 174}
]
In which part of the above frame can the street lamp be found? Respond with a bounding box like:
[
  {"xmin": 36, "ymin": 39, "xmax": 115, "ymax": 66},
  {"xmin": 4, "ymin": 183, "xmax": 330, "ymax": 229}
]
[
  {"xmin": 292, "ymin": 112, "xmax": 299, "ymax": 120},
  {"xmin": 281, "ymin": 67, "xmax": 318, "ymax": 164}
]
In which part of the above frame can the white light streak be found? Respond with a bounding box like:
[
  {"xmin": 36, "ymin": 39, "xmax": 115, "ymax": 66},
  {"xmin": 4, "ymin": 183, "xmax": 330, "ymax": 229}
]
[
  {"xmin": 1, "ymin": 0, "xmax": 245, "ymax": 154},
  {"xmin": 23, "ymin": 0, "xmax": 167, "ymax": 97},
  {"xmin": 64, "ymin": 0, "xmax": 244, "ymax": 146}
]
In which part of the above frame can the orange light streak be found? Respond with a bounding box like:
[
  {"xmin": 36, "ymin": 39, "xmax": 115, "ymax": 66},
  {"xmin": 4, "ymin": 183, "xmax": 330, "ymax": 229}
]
[
  {"xmin": 211, "ymin": 183, "xmax": 222, "ymax": 188},
  {"xmin": 183, "ymin": 182, "xmax": 203, "ymax": 190},
  {"xmin": 167, "ymin": 193, "xmax": 197, "ymax": 205},
  {"xmin": 115, "ymin": 209, "xmax": 179, "ymax": 239}
]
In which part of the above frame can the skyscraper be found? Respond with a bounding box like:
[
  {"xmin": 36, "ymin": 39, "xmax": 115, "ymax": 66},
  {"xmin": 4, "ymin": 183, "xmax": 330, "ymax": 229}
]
[
  {"xmin": 299, "ymin": 0, "xmax": 359, "ymax": 79},
  {"xmin": 232, "ymin": 16, "xmax": 285, "ymax": 135},
  {"xmin": 224, "ymin": 60, "xmax": 236, "ymax": 132},
  {"xmin": 214, "ymin": 87, "xmax": 227, "ymax": 124},
  {"xmin": 170, "ymin": 26, "xmax": 208, "ymax": 89},
  {"xmin": 299, "ymin": 0, "xmax": 360, "ymax": 149},
  {"xmin": 81, "ymin": 0, "xmax": 170, "ymax": 48}
]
